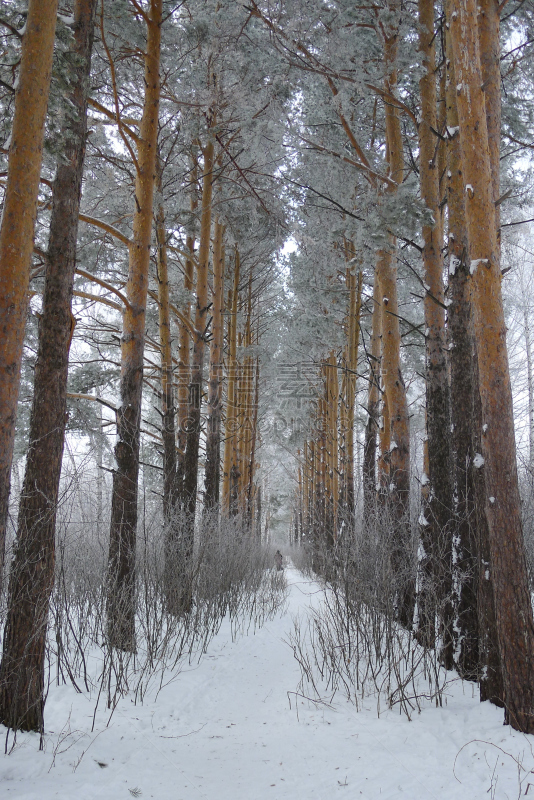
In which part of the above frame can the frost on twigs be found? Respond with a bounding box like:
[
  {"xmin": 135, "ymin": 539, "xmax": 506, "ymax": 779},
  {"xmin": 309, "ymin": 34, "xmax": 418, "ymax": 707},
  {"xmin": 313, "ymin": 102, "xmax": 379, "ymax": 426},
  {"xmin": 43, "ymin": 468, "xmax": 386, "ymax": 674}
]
[{"xmin": 289, "ymin": 511, "xmax": 448, "ymax": 720}]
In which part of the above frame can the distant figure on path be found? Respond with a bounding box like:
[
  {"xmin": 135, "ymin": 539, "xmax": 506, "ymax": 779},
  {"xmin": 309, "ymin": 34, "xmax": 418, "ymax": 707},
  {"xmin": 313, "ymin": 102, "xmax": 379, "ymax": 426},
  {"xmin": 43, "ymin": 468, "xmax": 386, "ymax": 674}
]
[{"xmin": 274, "ymin": 550, "xmax": 283, "ymax": 571}]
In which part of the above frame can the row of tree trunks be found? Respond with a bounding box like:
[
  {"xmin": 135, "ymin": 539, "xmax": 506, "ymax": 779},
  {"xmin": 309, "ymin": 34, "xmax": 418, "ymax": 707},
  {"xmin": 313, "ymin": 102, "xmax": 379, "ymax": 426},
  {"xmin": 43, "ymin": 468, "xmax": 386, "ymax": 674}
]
[
  {"xmin": 0, "ymin": 0, "xmax": 96, "ymax": 733},
  {"xmin": 180, "ymin": 134, "xmax": 214, "ymax": 513},
  {"xmin": 0, "ymin": 0, "xmax": 59, "ymax": 581},
  {"xmin": 450, "ymin": 0, "xmax": 534, "ymax": 733},
  {"xmin": 106, "ymin": 0, "xmax": 162, "ymax": 651},
  {"xmin": 173, "ymin": 132, "xmax": 215, "ymax": 612},
  {"xmin": 221, "ymin": 265, "xmax": 260, "ymax": 522},
  {"xmin": 296, "ymin": 267, "xmax": 363, "ymax": 558}
]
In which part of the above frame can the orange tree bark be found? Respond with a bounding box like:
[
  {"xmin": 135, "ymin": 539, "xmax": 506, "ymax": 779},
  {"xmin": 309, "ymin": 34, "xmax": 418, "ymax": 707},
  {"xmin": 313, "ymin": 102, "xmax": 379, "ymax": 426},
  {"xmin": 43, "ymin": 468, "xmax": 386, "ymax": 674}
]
[
  {"xmin": 0, "ymin": 0, "xmax": 96, "ymax": 733},
  {"xmin": 450, "ymin": 0, "xmax": 534, "ymax": 732},
  {"xmin": 376, "ymin": 11, "xmax": 414, "ymax": 628},
  {"xmin": 416, "ymin": 0, "xmax": 454, "ymax": 662},
  {"xmin": 0, "ymin": 0, "xmax": 58, "ymax": 581},
  {"xmin": 475, "ymin": 0, "xmax": 505, "ymax": 706},
  {"xmin": 107, "ymin": 0, "xmax": 161, "ymax": 650},
  {"xmin": 446, "ymin": 0, "xmax": 503, "ymax": 700}
]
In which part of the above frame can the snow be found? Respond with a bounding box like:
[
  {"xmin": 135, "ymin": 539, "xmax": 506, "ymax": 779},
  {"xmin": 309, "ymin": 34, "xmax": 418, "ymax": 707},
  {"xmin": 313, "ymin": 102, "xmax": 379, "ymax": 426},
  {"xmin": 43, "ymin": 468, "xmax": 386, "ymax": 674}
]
[
  {"xmin": 2, "ymin": 568, "xmax": 534, "ymax": 800},
  {"xmin": 470, "ymin": 258, "xmax": 488, "ymax": 275},
  {"xmin": 473, "ymin": 453, "xmax": 485, "ymax": 468},
  {"xmin": 450, "ymin": 255, "xmax": 461, "ymax": 274}
]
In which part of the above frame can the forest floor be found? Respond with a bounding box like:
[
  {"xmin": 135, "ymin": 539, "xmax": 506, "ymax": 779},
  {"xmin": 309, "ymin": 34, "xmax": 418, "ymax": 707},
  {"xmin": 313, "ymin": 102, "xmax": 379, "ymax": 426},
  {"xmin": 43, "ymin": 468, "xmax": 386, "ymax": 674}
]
[{"xmin": 2, "ymin": 567, "xmax": 534, "ymax": 799}]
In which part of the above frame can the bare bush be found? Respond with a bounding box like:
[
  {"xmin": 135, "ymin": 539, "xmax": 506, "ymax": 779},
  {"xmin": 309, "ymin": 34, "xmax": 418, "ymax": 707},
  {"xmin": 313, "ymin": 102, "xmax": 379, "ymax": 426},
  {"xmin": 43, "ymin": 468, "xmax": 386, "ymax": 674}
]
[
  {"xmin": 14, "ymin": 477, "xmax": 289, "ymax": 723},
  {"xmin": 287, "ymin": 510, "xmax": 451, "ymax": 720}
]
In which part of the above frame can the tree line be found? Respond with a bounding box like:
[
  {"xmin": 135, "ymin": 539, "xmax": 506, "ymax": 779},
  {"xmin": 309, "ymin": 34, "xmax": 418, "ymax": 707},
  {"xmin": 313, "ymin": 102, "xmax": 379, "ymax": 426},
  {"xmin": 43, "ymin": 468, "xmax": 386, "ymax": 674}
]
[{"xmin": 0, "ymin": 0, "xmax": 534, "ymax": 737}]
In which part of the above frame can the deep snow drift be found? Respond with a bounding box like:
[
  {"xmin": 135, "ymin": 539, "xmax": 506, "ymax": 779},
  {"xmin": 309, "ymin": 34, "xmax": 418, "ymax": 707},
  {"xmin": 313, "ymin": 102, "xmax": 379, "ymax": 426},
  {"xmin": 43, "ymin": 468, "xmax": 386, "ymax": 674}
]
[{"xmin": 2, "ymin": 567, "xmax": 534, "ymax": 799}]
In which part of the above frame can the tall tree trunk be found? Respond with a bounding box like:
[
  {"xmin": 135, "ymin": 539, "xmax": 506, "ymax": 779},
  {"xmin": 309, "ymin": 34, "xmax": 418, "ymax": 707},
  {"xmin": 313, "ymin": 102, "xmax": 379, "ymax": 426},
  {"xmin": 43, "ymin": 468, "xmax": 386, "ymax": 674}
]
[
  {"xmin": 0, "ymin": 0, "xmax": 59, "ymax": 581},
  {"xmin": 377, "ymin": 35, "xmax": 414, "ymax": 620},
  {"xmin": 416, "ymin": 0, "xmax": 454, "ymax": 662},
  {"xmin": 204, "ymin": 219, "xmax": 225, "ymax": 511},
  {"xmin": 237, "ymin": 272, "xmax": 254, "ymax": 518},
  {"xmin": 107, "ymin": 0, "xmax": 162, "ymax": 650},
  {"xmin": 325, "ymin": 353, "xmax": 339, "ymax": 548},
  {"xmin": 155, "ymin": 157, "xmax": 176, "ymax": 523},
  {"xmin": 247, "ymin": 354, "xmax": 260, "ymax": 525},
  {"xmin": 377, "ymin": 14, "xmax": 414, "ymax": 623},
  {"xmin": 450, "ymin": 0, "xmax": 534, "ymax": 732},
  {"xmin": 363, "ymin": 272, "xmax": 381, "ymax": 515},
  {"xmin": 525, "ymin": 306, "xmax": 534, "ymax": 471},
  {"xmin": 446, "ymin": 11, "xmax": 480, "ymax": 684},
  {"xmin": 446, "ymin": 0, "xmax": 502, "ymax": 700},
  {"xmin": 342, "ymin": 268, "xmax": 362, "ymax": 521},
  {"xmin": 155, "ymin": 156, "xmax": 181, "ymax": 612},
  {"xmin": 0, "ymin": 0, "xmax": 96, "ymax": 733},
  {"xmin": 475, "ymin": 0, "xmax": 506, "ymax": 708},
  {"xmin": 176, "ymin": 156, "xmax": 197, "ymax": 480},
  {"xmin": 178, "ymin": 134, "xmax": 214, "ymax": 607},
  {"xmin": 222, "ymin": 248, "xmax": 240, "ymax": 515}
]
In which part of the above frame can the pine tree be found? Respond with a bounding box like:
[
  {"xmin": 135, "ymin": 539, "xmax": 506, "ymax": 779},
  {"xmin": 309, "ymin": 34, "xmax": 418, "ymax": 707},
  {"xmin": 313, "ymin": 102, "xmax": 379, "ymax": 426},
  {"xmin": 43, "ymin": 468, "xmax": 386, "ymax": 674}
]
[{"xmin": 0, "ymin": 0, "xmax": 59, "ymax": 582}]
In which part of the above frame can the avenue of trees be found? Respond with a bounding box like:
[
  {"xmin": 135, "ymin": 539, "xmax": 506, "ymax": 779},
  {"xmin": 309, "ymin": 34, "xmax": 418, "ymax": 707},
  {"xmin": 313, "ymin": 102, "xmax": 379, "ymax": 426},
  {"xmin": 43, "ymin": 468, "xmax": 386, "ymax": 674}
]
[{"xmin": 0, "ymin": 0, "xmax": 534, "ymax": 737}]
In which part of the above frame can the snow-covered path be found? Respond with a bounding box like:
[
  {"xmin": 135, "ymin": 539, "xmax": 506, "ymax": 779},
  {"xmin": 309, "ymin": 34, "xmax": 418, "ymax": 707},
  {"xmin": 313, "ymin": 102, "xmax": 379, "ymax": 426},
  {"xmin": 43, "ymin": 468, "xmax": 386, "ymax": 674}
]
[{"xmin": 2, "ymin": 568, "xmax": 534, "ymax": 799}]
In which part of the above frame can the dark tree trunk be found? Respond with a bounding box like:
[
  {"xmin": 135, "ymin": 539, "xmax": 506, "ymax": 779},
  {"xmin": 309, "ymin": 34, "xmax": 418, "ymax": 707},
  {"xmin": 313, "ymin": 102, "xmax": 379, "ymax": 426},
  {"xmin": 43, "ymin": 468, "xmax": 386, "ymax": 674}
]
[
  {"xmin": 363, "ymin": 277, "xmax": 381, "ymax": 517},
  {"xmin": 448, "ymin": 260, "xmax": 480, "ymax": 679},
  {"xmin": 176, "ymin": 139, "xmax": 214, "ymax": 612},
  {"xmin": 415, "ymin": 0, "xmax": 454, "ymax": 661},
  {"xmin": 107, "ymin": 0, "xmax": 162, "ymax": 650},
  {"xmin": 204, "ymin": 220, "xmax": 224, "ymax": 512},
  {"xmin": 0, "ymin": 0, "xmax": 97, "ymax": 733}
]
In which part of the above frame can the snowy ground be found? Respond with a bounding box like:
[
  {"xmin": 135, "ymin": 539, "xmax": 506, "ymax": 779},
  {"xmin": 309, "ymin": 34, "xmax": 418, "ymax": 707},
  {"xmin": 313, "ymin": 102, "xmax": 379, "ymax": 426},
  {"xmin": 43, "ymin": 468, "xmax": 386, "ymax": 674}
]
[{"xmin": 2, "ymin": 567, "xmax": 534, "ymax": 800}]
